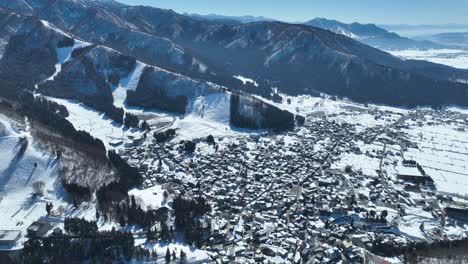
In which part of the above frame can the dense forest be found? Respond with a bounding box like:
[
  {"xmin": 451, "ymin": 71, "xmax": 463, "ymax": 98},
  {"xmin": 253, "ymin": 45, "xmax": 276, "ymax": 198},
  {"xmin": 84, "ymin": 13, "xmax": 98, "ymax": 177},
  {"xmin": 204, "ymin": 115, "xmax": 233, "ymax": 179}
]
[
  {"xmin": 230, "ymin": 93, "xmax": 295, "ymax": 132},
  {"xmin": 22, "ymin": 218, "xmax": 135, "ymax": 263}
]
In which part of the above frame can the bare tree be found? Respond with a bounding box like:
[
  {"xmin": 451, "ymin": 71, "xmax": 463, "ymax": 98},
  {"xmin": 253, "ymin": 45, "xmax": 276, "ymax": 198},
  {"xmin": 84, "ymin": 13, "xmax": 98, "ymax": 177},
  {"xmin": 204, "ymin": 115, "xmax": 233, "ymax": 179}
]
[{"xmin": 32, "ymin": 181, "xmax": 45, "ymax": 196}]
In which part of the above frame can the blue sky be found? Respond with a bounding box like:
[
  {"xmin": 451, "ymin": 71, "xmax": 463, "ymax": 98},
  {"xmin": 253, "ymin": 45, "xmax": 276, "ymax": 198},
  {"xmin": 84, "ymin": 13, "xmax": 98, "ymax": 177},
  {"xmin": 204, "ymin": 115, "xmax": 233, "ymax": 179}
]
[{"xmin": 116, "ymin": 0, "xmax": 468, "ymax": 25}]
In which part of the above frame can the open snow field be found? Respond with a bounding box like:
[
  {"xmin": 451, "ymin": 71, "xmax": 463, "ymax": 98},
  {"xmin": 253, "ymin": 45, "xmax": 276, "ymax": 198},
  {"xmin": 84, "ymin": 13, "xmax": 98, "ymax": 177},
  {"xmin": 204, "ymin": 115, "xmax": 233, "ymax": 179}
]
[
  {"xmin": 128, "ymin": 185, "xmax": 170, "ymax": 211},
  {"xmin": 133, "ymin": 240, "xmax": 210, "ymax": 263},
  {"xmin": 402, "ymin": 122, "xmax": 468, "ymax": 196},
  {"xmin": 47, "ymin": 97, "xmax": 144, "ymax": 149},
  {"xmin": 387, "ymin": 49, "xmax": 468, "ymax": 70}
]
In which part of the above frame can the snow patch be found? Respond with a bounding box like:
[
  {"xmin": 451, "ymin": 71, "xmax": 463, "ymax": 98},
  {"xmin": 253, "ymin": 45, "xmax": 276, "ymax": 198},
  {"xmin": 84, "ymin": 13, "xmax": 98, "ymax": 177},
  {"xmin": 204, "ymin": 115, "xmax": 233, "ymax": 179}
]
[
  {"xmin": 186, "ymin": 92, "xmax": 231, "ymax": 125},
  {"xmin": 234, "ymin": 75, "xmax": 259, "ymax": 87}
]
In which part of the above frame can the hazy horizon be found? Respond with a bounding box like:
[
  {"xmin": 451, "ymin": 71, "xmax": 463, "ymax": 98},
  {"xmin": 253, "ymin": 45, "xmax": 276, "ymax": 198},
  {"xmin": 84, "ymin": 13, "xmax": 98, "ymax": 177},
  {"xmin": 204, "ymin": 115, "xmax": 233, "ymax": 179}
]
[{"xmin": 116, "ymin": 0, "xmax": 468, "ymax": 25}]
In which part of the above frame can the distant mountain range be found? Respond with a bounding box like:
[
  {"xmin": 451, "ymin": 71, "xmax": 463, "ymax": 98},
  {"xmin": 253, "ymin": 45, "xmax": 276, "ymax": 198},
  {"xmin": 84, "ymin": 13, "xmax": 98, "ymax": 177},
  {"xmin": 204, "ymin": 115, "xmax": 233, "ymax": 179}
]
[
  {"xmin": 380, "ymin": 24, "xmax": 468, "ymax": 38},
  {"xmin": 1, "ymin": 0, "xmax": 468, "ymax": 110},
  {"xmin": 415, "ymin": 32, "xmax": 468, "ymax": 50},
  {"xmin": 304, "ymin": 18, "xmax": 450, "ymax": 50},
  {"xmin": 185, "ymin": 15, "xmax": 456, "ymax": 51}
]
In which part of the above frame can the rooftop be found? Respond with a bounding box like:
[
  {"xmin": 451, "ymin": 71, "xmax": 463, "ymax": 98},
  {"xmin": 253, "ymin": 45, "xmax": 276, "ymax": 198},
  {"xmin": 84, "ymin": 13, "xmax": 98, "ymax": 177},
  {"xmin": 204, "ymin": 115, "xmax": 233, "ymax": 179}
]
[{"xmin": 0, "ymin": 230, "xmax": 21, "ymax": 241}]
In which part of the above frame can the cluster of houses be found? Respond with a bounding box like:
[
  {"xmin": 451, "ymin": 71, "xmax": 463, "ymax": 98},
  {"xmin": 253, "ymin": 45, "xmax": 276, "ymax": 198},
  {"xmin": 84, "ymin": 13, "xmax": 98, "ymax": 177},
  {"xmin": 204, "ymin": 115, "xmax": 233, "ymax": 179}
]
[
  {"xmin": 0, "ymin": 99, "xmax": 466, "ymax": 263},
  {"xmin": 0, "ymin": 105, "xmax": 463, "ymax": 262},
  {"xmin": 113, "ymin": 105, "xmax": 468, "ymax": 263}
]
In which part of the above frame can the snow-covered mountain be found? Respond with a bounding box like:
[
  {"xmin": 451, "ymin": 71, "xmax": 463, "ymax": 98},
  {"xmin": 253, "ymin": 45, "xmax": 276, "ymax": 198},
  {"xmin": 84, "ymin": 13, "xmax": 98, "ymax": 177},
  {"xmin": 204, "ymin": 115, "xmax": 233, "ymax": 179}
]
[
  {"xmin": 2, "ymin": 0, "xmax": 468, "ymax": 108},
  {"xmin": 185, "ymin": 13, "xmax": 276, "ymax": 25},
  {"xmin": 304, "ymin": 18, "xmax": 448, "ymax": 50},
  {"xmin": 0, "ymin": 9, "xmax": 295, "ymax": 131}
]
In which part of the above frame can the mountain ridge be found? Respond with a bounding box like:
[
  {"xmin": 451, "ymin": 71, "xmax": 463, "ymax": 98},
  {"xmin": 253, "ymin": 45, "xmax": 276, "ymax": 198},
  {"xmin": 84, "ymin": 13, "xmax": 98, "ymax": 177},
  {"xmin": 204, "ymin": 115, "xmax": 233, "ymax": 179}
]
[
  {"xmin": 304, "ymin": 17, "xmax": 450, "ymax": 50},
  {"xmin": 0, "ymin": 9, "xmax": 297, "ymax": 132},
  {"xmin": 1, "ymin": 0, "xmax": 468, "ymax": 108}
]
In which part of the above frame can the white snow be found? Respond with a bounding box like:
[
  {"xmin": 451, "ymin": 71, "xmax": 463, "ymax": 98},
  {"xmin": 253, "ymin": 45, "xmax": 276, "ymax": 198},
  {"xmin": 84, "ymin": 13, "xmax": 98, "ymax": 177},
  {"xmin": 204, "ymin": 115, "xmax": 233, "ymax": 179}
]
[
  {"xmin": 128, "ymin": 185, "xmax": 170, "ymax": 211},
  {"xmin": 0, "ymin": 112, "xmax": 127, "ymax": 250},
  {"xmin": 40, "ymin": 20, "xmax": 73, "ymax": 38},
  {"xmin": 46, "ymin": 97, "xmax": 143, "ymax": 149},
  {"xmin": 113, "ymin": 62, "xmax": 146, "ymax": 107},
  {"xmin": 336, "ymin": 27, "xmax": 362, "ymax": 40},
  {"xmin": 234, "ymin": 75, "xmax": 259, "ymax": 87},
  {"xmin": 0, "ymin": 115, "xmax": 59, "ymax": 194},
  {"xmin": 45, "ymin": 40, "xmax": 91, "ymax": 82},
  {"xmin": 0, "ymin": 114, "xmax": 60, "ymax": 250},
  {"xmin": 173, "ymin": 115, "xmax": 252, "ymax": 141},
  {"xmin": 387, "ymin": 49, "xmax": 468, "ymax": 70},
  {"xmin": 186, "ymin": 92, "xmax": 231, "ymax": 125},
  {"xmin": 134, "ymin": 241, "xmax": 210, "ymax": 263},
  {"xmin": 402, "ymin": 129, "xmax": 468, "ymax": 196}
]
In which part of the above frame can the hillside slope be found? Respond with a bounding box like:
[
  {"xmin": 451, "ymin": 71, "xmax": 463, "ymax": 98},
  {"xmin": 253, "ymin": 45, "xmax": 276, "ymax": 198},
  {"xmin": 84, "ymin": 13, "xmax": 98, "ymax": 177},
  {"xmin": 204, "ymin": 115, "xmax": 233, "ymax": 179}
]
[
  {"xmin": 0, "ymin": 114, "xmax": 60, "ymax": 247},
  {"xmin": 2, "ymin": 0, "xmax": 468, "ymax": 107},
  {"xmin": 0, "ymin": 9, "xmax": 295, "ymax": 131}
]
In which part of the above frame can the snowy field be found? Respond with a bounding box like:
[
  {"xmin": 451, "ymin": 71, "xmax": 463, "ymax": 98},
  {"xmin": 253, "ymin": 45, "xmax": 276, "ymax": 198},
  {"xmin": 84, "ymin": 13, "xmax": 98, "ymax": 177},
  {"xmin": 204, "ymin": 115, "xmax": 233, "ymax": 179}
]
[
  {"xmin": 133, "ymin": 240, "xmax": 210, "ymax": 263},
  {"xmin": 387, "ymin": 49, "xmax": 468, "ymax": 69},
  {"xmin": 402, "ymin": 123, "xmax": 468, "ymax": 196},
  {"xmin": 47, "ymin": 97, "xmax": 144, "ymax": 149},
  {"xmin": 128, "ymin": 185, "xmax": 170, "ymax": 211}
]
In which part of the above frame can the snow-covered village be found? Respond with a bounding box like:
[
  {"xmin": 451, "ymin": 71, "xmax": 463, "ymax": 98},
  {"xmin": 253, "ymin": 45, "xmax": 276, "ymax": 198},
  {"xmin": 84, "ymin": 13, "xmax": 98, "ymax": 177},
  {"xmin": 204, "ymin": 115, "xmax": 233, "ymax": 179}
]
[
  {"xmin": 1, "ymin": 0, "xmax": 468, "ymax": 263},
  {"xmin": 2, "ymin": 91, "xmax": 468, "ymax": 263}
]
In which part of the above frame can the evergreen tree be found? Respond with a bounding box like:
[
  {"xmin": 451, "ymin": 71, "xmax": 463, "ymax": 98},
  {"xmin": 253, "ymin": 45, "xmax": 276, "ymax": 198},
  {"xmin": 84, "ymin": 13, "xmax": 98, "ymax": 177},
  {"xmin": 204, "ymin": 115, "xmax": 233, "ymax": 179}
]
[
  {"xmin": 120, "ymin": 215, "xmax": 127, "ymax": 228},
  {"xmin": 46, "ymin": 202, "xmax": 52, "ymax": 216},
  {"xmin": 206, "ymin": 135, "xmax": 215, "ymax": 145},
  {"xmin": 151, "ymin": 249, "xmax": 158, "ymax": 259},
  {"xmin": 165, "ymin": 248, "xmax": 171, "ymax": 264},
  {"xmin": 180, "ymin": 249, "xmax": 187, "ymax": 263},
  {"xmin": 381, "ymin": 210, "xmax": 388, "ymax": 222}
]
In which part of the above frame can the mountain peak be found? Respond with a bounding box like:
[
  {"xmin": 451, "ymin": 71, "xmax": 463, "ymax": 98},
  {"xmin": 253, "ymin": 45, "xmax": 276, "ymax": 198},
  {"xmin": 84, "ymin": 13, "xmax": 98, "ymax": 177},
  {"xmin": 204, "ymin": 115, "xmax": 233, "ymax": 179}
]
[{"xmin": 304, "ymin": 17, "xmax": 445, "ymax": 50}]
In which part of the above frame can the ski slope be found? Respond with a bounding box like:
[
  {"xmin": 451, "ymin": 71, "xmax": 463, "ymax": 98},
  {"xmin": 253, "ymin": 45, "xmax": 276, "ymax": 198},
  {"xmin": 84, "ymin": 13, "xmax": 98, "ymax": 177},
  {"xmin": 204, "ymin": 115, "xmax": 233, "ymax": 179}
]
[
  {"xmin": 47, "ymin": 97, "xmax": 144, "ymax": 149},
  {"xmin": 113, "ymin": 62, "xmax": 146, "ymax": 107},
  {"xmin": 186, "ymin": 92, "xmax": 231, "ymax": 125},
  {"xmin": 35, "ymin": 38, "xmax": 91, "ymax": 89},
  {"xmin": 0, "ymin": 114, "xmax": 60, "ymax": 250}
]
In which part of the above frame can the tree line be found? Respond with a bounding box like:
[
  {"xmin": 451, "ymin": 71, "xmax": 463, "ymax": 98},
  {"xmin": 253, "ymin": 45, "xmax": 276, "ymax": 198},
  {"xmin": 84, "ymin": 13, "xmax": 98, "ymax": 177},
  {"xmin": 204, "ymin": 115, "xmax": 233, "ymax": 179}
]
[{"xmin": 22, "ymin": 218, "xmax": 135, "ymax": 263}]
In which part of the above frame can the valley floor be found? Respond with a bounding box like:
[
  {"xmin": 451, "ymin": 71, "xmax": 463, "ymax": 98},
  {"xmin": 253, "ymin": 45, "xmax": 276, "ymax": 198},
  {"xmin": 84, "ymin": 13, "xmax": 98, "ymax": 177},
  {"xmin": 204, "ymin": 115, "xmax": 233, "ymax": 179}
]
[
  {"xmin": 387, "ymin": 49, "xmax": 468, "ymax": 70},
  {"xmin": 1, "ymin": 93, "xmax": 468, "ymax": 263}
]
